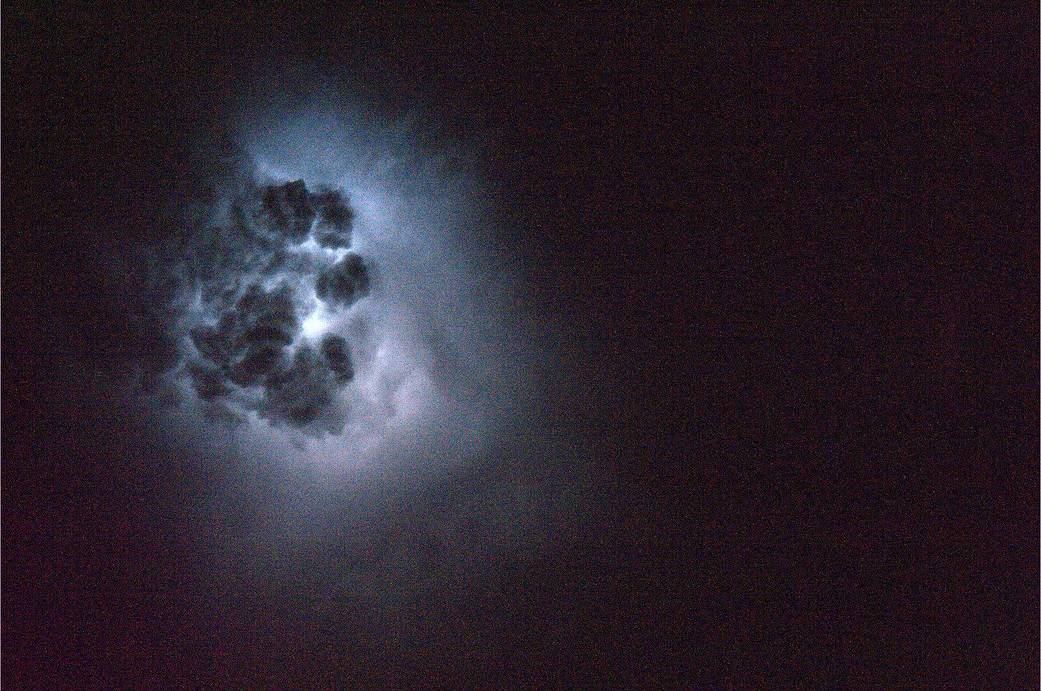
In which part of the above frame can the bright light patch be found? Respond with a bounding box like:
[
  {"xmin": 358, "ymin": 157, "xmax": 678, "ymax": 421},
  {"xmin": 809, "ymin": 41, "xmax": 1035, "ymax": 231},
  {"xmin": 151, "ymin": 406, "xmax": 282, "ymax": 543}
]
[{"xmin": 301, "ymin": 307, "xmax": 330, "ymax": 338}]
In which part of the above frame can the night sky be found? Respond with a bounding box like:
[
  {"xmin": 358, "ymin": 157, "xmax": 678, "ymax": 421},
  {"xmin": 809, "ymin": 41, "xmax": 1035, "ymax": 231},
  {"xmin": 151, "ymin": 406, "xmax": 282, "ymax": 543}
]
[{"xmin": 3, "ymin": 5, "xmax": 1038, "ymax": 686}]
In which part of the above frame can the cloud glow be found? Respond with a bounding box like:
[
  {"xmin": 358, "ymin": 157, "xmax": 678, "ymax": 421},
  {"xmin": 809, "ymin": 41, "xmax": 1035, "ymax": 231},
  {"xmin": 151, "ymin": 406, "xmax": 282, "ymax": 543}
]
[{"xmin": 138, "ymin": 97, "xmax": 538, "ymax": 477}]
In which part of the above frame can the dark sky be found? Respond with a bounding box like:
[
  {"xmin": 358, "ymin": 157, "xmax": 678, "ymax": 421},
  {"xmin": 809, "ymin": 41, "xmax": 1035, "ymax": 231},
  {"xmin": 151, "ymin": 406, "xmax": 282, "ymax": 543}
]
[{"xmin": 3, "ymin": 4, "xmax": 1038, "ymax": 686}]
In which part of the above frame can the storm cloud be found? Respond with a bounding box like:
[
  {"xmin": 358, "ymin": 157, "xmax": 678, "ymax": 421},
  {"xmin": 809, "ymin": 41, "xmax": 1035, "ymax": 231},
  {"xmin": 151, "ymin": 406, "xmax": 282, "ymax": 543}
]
[
  {"xmin": 23, "ymin": 57, "xmax": 614, "ymax": 687},
  {"xmin": 149, "ymin": 167, "xmax": 376, "ymax": 436},
  {"xmin": 315, "ymin": 253, "xmax": 370, "ymax": 308}
]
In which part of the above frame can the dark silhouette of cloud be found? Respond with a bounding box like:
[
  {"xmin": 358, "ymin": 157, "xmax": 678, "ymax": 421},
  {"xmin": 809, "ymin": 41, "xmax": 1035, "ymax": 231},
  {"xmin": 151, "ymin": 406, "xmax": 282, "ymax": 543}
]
[
  {"xmin": 261, "ymin": 179, "xmax": 316, "ymax": 242},
  {"xmin": 315, "ymin": 253, "xmax": 370, "ymax": 308},
  {"xmin": 312, "ymin": 188, "xmax": 354, "ymax": 248},
  {"xmin": 320, "ymin": 334, "xmax": 354, "ymax": 382},
  {"xmin": 147, "ymin": 171, "xmax": 373, "ymax": 436}
]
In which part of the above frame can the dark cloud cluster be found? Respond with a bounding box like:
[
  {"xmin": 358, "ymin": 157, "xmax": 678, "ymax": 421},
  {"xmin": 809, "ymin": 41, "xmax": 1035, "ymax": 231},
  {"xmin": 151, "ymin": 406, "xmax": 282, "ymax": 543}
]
[
  {"xmin": 312, "ymin": 189, "xmax": 355, "ymax": 249},
  {"xmin": 315, "ymin": 253, "xmax": 371, "ymax": 308},
  {"xmin": 257, "ymin": 340, "xmax": 344, "ymax": 430},
  {"xmin": 189, "ymin": 284, "xmax": 299, "ymax": 388},
  {"xmin": 261, "ymin": 180, "xmax": 315, "ymax": 242},
  {"xmin": 320, "ymin": 334, "xmax": 354, "ymax": 382},
  {"xmin": 228, "ymin": 180, "xmax": 355, "ymax": 248},
  {"xmin": 169, "ymin": 175, "xmax": 371, "ymax": 435}
]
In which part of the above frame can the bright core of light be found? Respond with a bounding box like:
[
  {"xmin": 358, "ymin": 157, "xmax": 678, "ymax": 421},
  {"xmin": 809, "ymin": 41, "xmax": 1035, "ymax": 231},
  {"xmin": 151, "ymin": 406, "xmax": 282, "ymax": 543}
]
[{"xmin": 301, "ymin": 306, "xmax": 330, "ymax": 338}]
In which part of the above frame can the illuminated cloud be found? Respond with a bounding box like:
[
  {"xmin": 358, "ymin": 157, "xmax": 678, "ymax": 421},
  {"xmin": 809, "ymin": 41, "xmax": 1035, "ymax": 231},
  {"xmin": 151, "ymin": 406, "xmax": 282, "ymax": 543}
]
[
  {"xmin": 162, "ymin": 170, "xmax": 370, "ymax": 436},
  {"xmin": 134, "ymin": 99, "xmax": 542, "ymax": 472}
]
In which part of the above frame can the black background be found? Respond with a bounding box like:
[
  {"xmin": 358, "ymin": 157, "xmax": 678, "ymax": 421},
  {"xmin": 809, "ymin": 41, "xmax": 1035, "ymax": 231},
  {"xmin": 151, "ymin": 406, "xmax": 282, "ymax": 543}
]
[{"xmin": 3, "ymin": 4, "xmax": 1038, "ymax": 686}]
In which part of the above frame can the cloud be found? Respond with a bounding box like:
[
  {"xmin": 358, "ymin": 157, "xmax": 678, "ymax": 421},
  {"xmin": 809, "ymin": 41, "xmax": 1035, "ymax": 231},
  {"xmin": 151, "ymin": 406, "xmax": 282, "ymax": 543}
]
[
  {"xmin": 320, "ymin": 334, "xmax": 354, "ymax": 382},
  {"xmin": 147, "ymin": 167, "xmax": 374, "ymax": 437},
  {"xmin": 101, "ymin": 97, "xmax": 614, "ymax": 672},
  {"xmin": 315, "ymin": 253, "xmax": 371, "ymax": 308},
  {"xmin": 125, "ymin": 93, "xmax": 559, "ymax": 473},
  {"xmin": 260, "ymin": 179, "xmax": 316, "ymax": 242},
  {"xmin": 312, "ymin": 188, "xmax": 354, "ymax": 248},
  {"xmin": 258, "ymin": 342, "xmax": 347, "ymax": 433}
]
